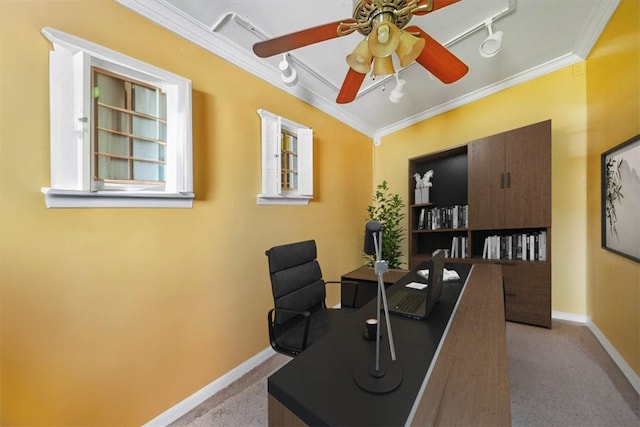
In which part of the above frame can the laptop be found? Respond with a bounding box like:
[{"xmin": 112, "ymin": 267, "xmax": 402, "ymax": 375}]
[{"xmin": 387, "ymin": 250, "xmax": 445, "ymax": 320}]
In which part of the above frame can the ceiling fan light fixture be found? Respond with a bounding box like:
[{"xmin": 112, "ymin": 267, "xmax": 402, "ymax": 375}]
[
  {"xmin": 372, "ymin": 55, "xmax": 395, "ymax": 77},
  {"xmin": 346, "ymin": 39, "xmax": 373, "ymax": 73},
  {"xmin": 368, "ymin": 21, "xmax": 400, "ymax": 57},
  {"xmin": 396, "ymin": 31, "xmax": 426, "ymax": 67},
  {"xmin": 479, "ymin": 21, "xmax": 503, "ymax": 58}
]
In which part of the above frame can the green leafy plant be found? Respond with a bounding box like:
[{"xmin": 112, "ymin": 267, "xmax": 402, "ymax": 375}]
[{"xmin": 365, "ymin": 180, "xmax": 406, "ymax": 269}]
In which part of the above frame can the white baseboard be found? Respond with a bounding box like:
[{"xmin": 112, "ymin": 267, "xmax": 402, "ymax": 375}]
[
  {"xmin": 552, "ymin": 311, "xmax": 639, "ymax": 394},
  {"xmin": 552, "ymin": 310, "xmax": 589, "ymax": 324},
  {"xmin": 143, "ymin": 346, "xmax": 276, "ymax": 427},
  {"xmin": 586, "ymin": 319, "xmax": 640, "ymax": 395}
]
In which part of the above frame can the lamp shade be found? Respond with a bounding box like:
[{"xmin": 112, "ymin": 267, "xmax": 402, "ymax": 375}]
[
  {"xmin": 346, "ymin": 39, "xmax": 373, "ymax": 73},
  {"xmin": 368, "ymin": 22, "xmax": 400, "ymax": 57},
  {"xmin": 396, "ymin": 31, "xmax": 426, "ymax": 67},
  {"xmin": 372, "ymin": 55, "xmax": 395, "ymax": 77}
]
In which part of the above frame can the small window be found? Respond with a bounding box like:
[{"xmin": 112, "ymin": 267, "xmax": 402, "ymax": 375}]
[
  {"xmin": 280, "ymin": 129, "xmax": 299, "ymax": 192},
  {"xmin": 41, "ymin": 28, "xmax": 193, "ymax": 208},
  {"xmin": 93, "ymin": 68, "xmax": 167, "ymax": 190},
  {"xmin": 257, "ymin": 109, "xmax": 313, "ymax": 205}
]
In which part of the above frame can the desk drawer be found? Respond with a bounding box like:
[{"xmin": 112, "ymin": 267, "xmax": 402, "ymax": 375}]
[{"xmin": 502, "ymin": 262, "xmax": 551, "ymax": 328}]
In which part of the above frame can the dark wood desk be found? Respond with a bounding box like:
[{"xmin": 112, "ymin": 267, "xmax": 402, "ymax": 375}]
[
  {"xmin": 341, "ymin": 266, "xmax": 408, "ymax": 308},
  {"xmin": 268, "ymin": 263, "xmax": 510, "ymax": 426}
]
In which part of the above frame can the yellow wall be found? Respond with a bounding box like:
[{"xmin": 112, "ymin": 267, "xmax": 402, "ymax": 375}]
[
  {"xmin": 377, "ymin": 65, "xmax": 589, "ymax": 316},
  {"xmin": 0, "ymin": 1, "xmax": 372, "ymax": 425},
  {"xmin": 586, "ymin": 0, "xmax": 640, "ymax": 374}
]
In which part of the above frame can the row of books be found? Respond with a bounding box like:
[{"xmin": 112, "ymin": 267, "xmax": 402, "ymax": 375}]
[
  {"xmin": 450, "ymin": 236, "xmax": 468, "ymax": 259},
  {"xmin": 482, "ymin": 231, "xmax": 547, "ymax": 261},
  {"xmin": 417, "ymin": 205, "xmax": 468, "ymax": 230}
]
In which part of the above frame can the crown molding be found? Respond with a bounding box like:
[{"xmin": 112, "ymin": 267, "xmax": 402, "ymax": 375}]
[
  {"xmin": 374, "ymin": 52, "xmax": 584, "ymax": 143},
  {"xmin": 573, "ymin": 0, "xmax": 621, "ymax": 57}
]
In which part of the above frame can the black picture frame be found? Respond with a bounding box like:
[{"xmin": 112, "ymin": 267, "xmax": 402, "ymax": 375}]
[{"xmin": 601, "ymin": 134, "xmax": 640, "ymax": 263}]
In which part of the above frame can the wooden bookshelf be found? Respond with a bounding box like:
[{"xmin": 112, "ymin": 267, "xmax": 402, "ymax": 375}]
[{"xmin": 408, "ymin": 120, "xmax": 552, "ymax": 327}]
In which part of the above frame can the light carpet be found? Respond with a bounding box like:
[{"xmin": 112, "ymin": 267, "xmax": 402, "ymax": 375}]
[
  {"xmin": 507, "ymin": 320, "xmax": 639, "ymax": 427},
  {"xmin": 185, "ymin": 379, "xmax": 267, "ymax": 427}
]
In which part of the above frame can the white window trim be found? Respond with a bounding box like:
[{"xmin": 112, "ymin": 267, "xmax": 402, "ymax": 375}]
[
  {"xmin": 257, "ymin": 109, "xmax": 313, "ymax": 206},
  {"xmin": 41, "ymin": 27, "xmax": 194, "ymax": 208}
]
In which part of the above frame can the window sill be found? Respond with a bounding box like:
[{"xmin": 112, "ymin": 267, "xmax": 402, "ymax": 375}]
[
  {"xmin": 42, "ymin": 188, "xmax": 194, "ymax": 208},
  {"xmin": 256, "ymin": 194, "xmax": 312, "ymax": 206}
]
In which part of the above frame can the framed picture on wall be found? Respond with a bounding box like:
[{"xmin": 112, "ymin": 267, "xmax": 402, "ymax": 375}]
[{"xmin": 601, "ymin": 134, "xmax": 640, "ymax": 263}]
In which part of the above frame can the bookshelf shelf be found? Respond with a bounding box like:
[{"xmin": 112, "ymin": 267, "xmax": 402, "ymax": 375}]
[{"xmin": 411, "ymin": 228, "xmax": 469, "ymax": 233}]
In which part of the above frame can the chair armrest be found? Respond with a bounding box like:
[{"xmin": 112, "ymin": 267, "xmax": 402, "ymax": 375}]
[
  {"xmin": 268, "ymin": 307, "xmax": 312, "ymax": 356},
  {"xmin": 326, "ymin": 280, "xmax": 359, "ymax": 308}
]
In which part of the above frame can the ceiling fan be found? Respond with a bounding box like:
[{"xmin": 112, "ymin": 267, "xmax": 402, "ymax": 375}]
[{"xmin": 253, "ymin": 0, "xmax": 469, "ymax": 104}]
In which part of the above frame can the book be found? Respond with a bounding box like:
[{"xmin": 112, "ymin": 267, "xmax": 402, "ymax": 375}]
[
  {"xmin": 538, "ymin": 230, "xmax": 547, "ymax": 261},
  {"xmin": 418, "ymin": 208, "xmax": 425, "ymax": 230},
  {"xmin": 483, "ymin": 237, "xmax": 488, "ymax": 259}
]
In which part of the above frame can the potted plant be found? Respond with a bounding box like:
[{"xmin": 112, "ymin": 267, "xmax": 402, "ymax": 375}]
[{"xmin": 365, "ymin": 180, "xmax": 406, "ymax": 269}]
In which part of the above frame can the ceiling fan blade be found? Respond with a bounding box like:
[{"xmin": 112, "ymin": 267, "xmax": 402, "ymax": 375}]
[
  {"xmin": 253, "ymin": 19, "xmax": 356, "ymax": 58},
  {"xmin": 336, "ymin": 68, "xmax": 367, "ymax": 104},
  {"xmin": 405, "ymin": 25, "xmax": 468, "ymax": 84},
  {"xmin": 413, "ymin": 0, "xmax": 460, "ymax": 16}
]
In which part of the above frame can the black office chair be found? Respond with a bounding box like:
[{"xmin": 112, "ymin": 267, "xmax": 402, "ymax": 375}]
[{"xmin": 265, "ymin": 240, "xmax": 358, "ymax": 357}]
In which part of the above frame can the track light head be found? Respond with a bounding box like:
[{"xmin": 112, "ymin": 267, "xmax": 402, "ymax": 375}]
[
  {"xmin": 479, "ymin": 21, "xmax": 503, "ymax": 58},
  {"xmin": 389, "ymin": 74, "xmax": 406, "ymax": 103},
  {"xmin": 279, "ymin": 54, "xmax": 298, "ymax": 86}
]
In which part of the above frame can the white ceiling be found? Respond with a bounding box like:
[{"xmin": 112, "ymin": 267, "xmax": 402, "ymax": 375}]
[{"xmin": 117, "ymin": 0, "xmax": 619, "ymax": 142}]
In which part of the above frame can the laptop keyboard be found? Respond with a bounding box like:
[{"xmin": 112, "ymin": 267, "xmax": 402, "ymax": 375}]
[{"xmin": 394, "ymin": 293, "xmax": 423, "ymax": 312}]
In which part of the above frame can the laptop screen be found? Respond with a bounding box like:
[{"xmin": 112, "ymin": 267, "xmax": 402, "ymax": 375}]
[{"xmin": 425, "ymin": 249, "xmax": 445, "ymax": 315}]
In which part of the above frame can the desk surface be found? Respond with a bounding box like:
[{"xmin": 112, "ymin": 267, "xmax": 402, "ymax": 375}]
[
  {"xmin": 341, "ymin": 266, "xmax": 409, "ymax": 284},
  {"xmin": 268, "ymin": 263, "xmax": 498, "ymax": 426},
  {"xmin": 341, "ymin": 267, "xmax": 410, "ymax": 308},
  {"xmin": 409, "ymin": 263, "xmax": 510, "ymax": 425}
]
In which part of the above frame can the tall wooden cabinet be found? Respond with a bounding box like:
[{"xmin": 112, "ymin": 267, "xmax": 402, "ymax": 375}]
[
  {"xmin": 408, "ymin": 120, "xmax": 552, "ymax": 328},
  {"xmin": 468, "ymin": 120, "xmax": 551, "ymax": 229}
]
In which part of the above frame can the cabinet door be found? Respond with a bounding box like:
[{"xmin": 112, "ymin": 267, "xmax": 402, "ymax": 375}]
[
  {"xmin": 502, "ymin": 262, "xmax": 551, "ymax": 328},
  {"xmin": 505, "ymin": 120, "xmax": 551, "ymax": 228},
  {"xmin": 468, "ymin": 134, "xmax": 506, "ymax": 229}
]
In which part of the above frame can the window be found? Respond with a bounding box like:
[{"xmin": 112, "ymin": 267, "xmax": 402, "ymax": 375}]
[
  {"xmin": 257, "ymin": 109, "xmax": 313, "ymax": 205},
  {"xmin": 93, "ymin": 68, "xmax": 167, "ymax": 189},
  {"xmin": 41, "ymin": 27, "xmax": 193, "ymax": 208}
]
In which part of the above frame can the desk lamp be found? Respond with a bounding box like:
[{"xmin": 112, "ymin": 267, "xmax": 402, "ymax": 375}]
[{"xmin": 353, "ymin": 221, "xmax": 402, "ymax": 393}]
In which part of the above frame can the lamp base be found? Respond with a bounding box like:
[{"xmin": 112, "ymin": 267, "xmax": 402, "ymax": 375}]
[{"xmin": 353, "ymin": 362, "xmax": 402, "ymax": 394}]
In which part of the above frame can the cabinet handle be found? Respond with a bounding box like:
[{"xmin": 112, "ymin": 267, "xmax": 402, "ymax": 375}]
[
  {"xmin": 507, "ymin": 172, "xmax": 511, "ymax": 188},
  {"xmin": 500, "ymin": 173, "xmax": 505, "ymax": 189}
]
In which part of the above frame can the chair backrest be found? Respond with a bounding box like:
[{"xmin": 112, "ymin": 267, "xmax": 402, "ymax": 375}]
[{"xmin": 266, "ymin": 240, "xmax": 327, "ymax": 324}]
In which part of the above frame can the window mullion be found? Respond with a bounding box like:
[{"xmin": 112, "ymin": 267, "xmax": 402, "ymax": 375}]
[{"xmin": 126, "ymin": 80, "xmax": 134, "ymax": 181}]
